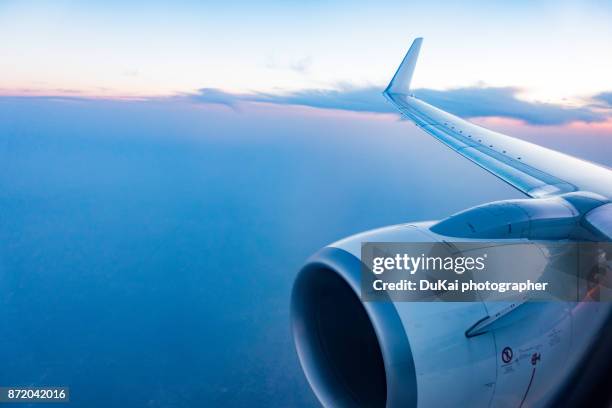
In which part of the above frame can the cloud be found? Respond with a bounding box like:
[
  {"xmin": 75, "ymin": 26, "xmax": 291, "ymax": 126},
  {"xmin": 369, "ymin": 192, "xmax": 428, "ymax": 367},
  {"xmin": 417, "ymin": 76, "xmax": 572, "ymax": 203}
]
[
  {"xmin": 189, "ymin": 86, "xmax": 391, "ymax": 113},
  {"xmin": 265, "ymin": 56, "xmax": 313, "ymax": 74},
  {"xmin": 289, "ymin": 57, "xmax": 313, "ymax": 73},
  {"xmin": 187, "ymin": 88, "xmax": 242, "ymax": 110},
  {"xmin": 188, "ymin": 85, "xmax": 610, "ymax": 126},
  {"xmin": 415, "ymin": 87, "xmax": 606, "ymax": 125},
  {"xmin": 594, "ymin": 91, "xmax": 612, "ymax": 108}
]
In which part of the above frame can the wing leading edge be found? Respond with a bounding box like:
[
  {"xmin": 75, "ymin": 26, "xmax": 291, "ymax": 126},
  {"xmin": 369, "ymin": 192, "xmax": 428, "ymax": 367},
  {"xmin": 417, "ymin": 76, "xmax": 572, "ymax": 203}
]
[{"xmin": 384, "ymin": 38, "xmax": 612, "ymax": 200}]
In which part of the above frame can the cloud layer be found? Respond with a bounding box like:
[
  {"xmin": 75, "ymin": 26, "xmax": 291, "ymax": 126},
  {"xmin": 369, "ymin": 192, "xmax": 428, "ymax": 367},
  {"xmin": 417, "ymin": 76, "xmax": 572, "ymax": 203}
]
[
  {"xmin": 594, "ymin": 91, "xmax": 612, "ymax": 108},
  {"xmin": 189, "ymin": 86, "xmax": 611, "ymax": 126}
]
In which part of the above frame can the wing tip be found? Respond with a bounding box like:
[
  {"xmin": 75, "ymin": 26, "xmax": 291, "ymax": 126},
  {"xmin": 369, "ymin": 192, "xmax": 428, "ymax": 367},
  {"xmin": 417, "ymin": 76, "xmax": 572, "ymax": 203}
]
[{"xmin": 384, "ymin": 37, "xmax": 423, "ymax": 95}]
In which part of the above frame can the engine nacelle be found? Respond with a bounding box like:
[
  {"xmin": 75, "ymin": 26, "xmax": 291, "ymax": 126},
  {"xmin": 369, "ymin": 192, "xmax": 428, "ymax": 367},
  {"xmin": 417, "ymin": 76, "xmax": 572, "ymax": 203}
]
[
  {"xmin": 291, "ymin": 194, "xmax": 611, "ymax": 408},
  {"xmin": 430, "ymin": 192, "xmax": 608, "ymax": 240}
]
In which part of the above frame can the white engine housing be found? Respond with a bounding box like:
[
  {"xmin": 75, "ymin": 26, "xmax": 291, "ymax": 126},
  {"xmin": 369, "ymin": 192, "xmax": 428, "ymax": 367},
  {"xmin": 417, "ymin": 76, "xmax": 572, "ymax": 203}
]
[{"xmin": 291, "ymin": 195, "xmax": 611, "ymax": 407}]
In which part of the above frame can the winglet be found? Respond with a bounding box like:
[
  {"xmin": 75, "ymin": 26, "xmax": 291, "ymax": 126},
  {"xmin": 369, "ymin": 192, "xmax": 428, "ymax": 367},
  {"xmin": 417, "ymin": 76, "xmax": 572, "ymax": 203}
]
[{"xmin": 384, "ymin": 37, "xmax": 423, "ymax": 95}]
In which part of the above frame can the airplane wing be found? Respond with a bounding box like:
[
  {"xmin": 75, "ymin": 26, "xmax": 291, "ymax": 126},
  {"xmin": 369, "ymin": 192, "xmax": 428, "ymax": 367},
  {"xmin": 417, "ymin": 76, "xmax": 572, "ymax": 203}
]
[{"xmin": 384, "ymin": 38, "xmax": 612, "ymax": 200}]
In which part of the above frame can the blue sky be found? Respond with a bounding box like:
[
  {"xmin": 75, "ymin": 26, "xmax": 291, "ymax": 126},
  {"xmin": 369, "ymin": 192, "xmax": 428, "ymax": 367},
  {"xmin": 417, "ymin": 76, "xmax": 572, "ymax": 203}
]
[
  {"xmin": 2, "ymin": 1, "xmax": 612, "ymax": 103},
  {"xmin": 1, "ymin": 0, "xmax": 612, "ymax": 138},
  {"xmin": 2, "ymin": 1, "xmax": 612, "ymax": 130}
]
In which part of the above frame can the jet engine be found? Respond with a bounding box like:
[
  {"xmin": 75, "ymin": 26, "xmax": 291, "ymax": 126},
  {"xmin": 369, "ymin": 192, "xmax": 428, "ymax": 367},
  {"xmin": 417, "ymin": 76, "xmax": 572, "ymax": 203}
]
[{"xmin": 291, "ymin": 194, "xmax": 612, "ymax": 407}]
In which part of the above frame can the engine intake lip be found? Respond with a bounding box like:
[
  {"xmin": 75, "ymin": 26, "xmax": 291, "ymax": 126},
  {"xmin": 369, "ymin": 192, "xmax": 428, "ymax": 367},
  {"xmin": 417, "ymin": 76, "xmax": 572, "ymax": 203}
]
[{"xmin": 291, "ymin": 246, "xmax": 417, "ymax": 408}]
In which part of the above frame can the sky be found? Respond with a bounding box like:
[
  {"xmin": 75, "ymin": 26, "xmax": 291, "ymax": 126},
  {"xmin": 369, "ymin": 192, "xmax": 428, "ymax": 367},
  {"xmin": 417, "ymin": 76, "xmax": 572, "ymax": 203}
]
[
  {"xmin": 2, "ymin": 0, "xmax": 612, "ymax": 132},
  {"xmin": 2, "ymin": 0, "xmax": 612, "ymax": 105}
]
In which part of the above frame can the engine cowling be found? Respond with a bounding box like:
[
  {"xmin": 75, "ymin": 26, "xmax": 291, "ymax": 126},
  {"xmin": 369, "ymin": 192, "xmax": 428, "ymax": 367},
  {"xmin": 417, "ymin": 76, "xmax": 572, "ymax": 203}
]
[{"xmin": 291, "ymin": 194, "xmax": 611, "ymax": 408}]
